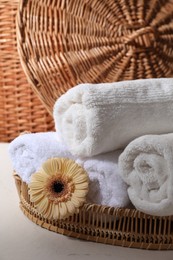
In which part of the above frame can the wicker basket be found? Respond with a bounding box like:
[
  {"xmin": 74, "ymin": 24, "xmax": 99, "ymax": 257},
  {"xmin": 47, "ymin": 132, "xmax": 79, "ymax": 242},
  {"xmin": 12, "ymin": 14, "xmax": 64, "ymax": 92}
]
[
  {"xmin": 14, "ymin": 0, "xmax": 173, "ymax": 250},
  {"xmin": 17, "ymin": 0, "xmax": 173, "ymax": 114},
  {"xmin": 14, "ymin": 173, "xmax": 173, "ymax": 250},
  {"xmin": 0, "ymin": 0, "xmax": 54, "ymax": 142}
]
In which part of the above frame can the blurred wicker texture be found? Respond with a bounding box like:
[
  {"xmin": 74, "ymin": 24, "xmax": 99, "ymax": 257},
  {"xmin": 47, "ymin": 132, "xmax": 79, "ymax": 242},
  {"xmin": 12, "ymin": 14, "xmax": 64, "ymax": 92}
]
[
  {"xmin": 17, "ymin": 0, "xmax": 173, "ymax": 114},
  {"xmin": 0, "ymin": 0, "xmax": 54, "ymax": 142},
  {"xmin": 14, "ymin": 174, "xmax": 173, "ymax": 250}
]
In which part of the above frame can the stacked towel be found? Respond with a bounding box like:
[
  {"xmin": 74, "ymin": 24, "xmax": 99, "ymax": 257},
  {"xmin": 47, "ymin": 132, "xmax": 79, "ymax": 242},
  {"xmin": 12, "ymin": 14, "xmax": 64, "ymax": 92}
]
[
  {"xmin": 76, "ymin": 151, "xmax": 129, "ymax": 208},
  {"xmin": 9, "ymin": 132, "xmax": 74, "ymax": 183},
  {"xmin": 9, "ymin": 132, "xmax": 130, "ymax": 208},
  {"xmin": 53, "ymin": 78, "xmax": 173, "ymax": 157},
  {"xmin": 118, "ymin": 133, "xmax": 173, "ymax": 216},
  {"xmin": 10, "ymin": 77, "xmax": 173, "ymax": 216}
]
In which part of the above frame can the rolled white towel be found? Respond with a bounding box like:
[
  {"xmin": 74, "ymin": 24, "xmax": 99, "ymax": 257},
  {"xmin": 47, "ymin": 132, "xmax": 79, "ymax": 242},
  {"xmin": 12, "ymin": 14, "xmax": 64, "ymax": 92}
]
[
  {"xmin": 53, "ymin": 78, "xmax": 173, "ymax": 157},
  {"xmin": 9, "ymin": 132, "xmax": 74, "ymax": 183},
  {"xmin": 9, "ymin": 132, "xmax": 129, "ymax": 208},
  {"xmin": 118, "ymin": 133, "xmax": 173, "ymax": 216}
]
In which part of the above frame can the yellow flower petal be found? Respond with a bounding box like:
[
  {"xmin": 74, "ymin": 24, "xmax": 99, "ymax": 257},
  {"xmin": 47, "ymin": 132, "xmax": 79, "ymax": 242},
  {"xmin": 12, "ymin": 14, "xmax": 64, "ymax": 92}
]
[
  {"xmin": 29, "ymin": 158, "xmax": 89, "ymax": 220},
  {"xmin": 31, "ymin": 192, "xmax": 44, "ymax": 203},
  {"xmin": 74, "ymin": 189, "xmax": 88, "ymax": 198},
  {"xmin": 29, "ymin": 183, "xmax": 44, "ymax": 191},
  {"xmin": 75, "ymin": 182, "xmax": 88, "ymax": 190},
  {"xmin": 71, "ymin": 196, "xmax": 81, "ymax": 208},
  {"xmin": 29, "ymin": 190, "xmax": 43, "ymax": 197},
  {"xmin": 73, "ymin": 175, "xmax": 88, "ymax": 184},
  {"xmin": 31, "ymin": 171, "xmax": 46, "ymax": 181},
  {"xmin": 59, "ymin": 202, "xmax": 68, "ymax": 218},
  {"xmin": 37, "ymin": 197, "xmax": 49, "ymax": 214},
  {"xmin": 43, "ymin": 203, "xmax": 53, "ymax": 219},
  {"xmin": 53, "ymin": 204, "xmax": 60, "ymax": 220},
  {"xmin": 66, "ymin": 201, "xmax": 76, "ymax": 214},
  {"xmin": 42, "ymin": 160, "xmax": 55, "ymax": 176}
]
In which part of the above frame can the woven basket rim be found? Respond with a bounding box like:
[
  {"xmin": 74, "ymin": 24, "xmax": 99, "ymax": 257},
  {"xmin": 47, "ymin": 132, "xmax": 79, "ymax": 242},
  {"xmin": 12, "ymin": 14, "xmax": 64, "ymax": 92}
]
[
  {"xmin": 13, "ymin": 173, "xmax": 173, "ymax": 219},
  {"xmin": 13, "ymin": 173, "xmax": 173, "ymax": 250}
]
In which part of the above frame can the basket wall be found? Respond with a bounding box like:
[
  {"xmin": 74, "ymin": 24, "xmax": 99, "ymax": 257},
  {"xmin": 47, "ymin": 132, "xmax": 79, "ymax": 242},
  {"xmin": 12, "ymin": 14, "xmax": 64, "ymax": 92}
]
[
  {"xmin": 0, "ymin": 0, "xmax": 54, "ymax": 142},
  {"xmin": 17, "ymin": 0, "xmax": 173, "ymax": 114},
  {"xmin": 14, "ymin": 174, "xmax": 173, "ymax": 250}
]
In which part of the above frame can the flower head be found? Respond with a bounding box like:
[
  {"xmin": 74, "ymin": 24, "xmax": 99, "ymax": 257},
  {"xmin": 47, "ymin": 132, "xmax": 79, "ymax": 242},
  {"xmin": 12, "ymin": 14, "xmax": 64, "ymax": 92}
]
[{"xmin": 28, "ymin": 158, "xmax": 89, "ymax": 220}]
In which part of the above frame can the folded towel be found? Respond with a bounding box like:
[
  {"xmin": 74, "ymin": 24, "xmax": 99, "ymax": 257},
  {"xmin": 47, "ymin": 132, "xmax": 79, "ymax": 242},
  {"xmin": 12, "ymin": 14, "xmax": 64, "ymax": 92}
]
[
  {"xmin": 9, "ymin": 132, "xmax": 74, "ymax": 183},
  {"xmin": 9, "ymin": 132, "xmax": 129, "ymax": 208},
  {"xmin": 53, "ymin": 78, "xmax": 173, "ymax": 157},
  {"xmin": 76, "ymin": 150, "xmax": 129, "ymax": 208},
  {"xmin": 118, "ymin": 133, "xmax": 173, "ymax": 216}
]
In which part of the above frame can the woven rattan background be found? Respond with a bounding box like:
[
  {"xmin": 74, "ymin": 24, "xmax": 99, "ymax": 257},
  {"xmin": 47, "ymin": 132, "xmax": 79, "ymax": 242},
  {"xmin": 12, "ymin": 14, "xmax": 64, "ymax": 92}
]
[
  {"xmin": 0, "ymin": 0, "xmax": 54, "ymax": 142},
  {"xmin": 17, "ymin": 0, "xmax": 173, "ymax": 114}
]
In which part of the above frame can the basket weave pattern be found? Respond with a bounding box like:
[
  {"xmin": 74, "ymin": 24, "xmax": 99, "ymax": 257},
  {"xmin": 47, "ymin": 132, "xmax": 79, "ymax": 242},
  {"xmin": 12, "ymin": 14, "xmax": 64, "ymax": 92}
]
[
  {"xmin": 14, "ymin": 174, "xmax": 173, "ymax": 250},
  {"xmin": 17, "ymin": 0, "xmax": 173, "ymax": 114},
  {"xmin": 0, "ymin": 0, "xmax": 54, "ymax": 142}
]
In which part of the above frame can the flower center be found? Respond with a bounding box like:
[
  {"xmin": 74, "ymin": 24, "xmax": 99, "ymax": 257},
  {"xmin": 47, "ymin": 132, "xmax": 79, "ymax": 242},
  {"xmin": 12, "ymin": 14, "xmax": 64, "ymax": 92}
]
[
  {"xmin": 52, "ymin": 181, "xmax": 64, "ymax": 193},
  {"xmin": 44, "ymin": 174, "xmax": 75, "ymax": 203}
]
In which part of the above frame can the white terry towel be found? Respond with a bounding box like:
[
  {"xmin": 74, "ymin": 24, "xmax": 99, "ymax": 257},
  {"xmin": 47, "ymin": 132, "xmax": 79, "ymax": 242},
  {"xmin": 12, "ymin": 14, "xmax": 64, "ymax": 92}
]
[
  {"xmin": 118, "ymin": 133, "xmax": 173, "ymax": 216},
  {"xmin": 76, "ymin": 150, "xmax": 129, "ymax": 208},
  {"xmin": 9, "ymin": 132, "xmax": 74, "ymax": 183},
  {"xmin": 53, "ymin": 78, "xmax": 173, "ymax": 157},
  {"xmin": 9, "ymin": 132, "xmax": 129, "ymax": 208}
]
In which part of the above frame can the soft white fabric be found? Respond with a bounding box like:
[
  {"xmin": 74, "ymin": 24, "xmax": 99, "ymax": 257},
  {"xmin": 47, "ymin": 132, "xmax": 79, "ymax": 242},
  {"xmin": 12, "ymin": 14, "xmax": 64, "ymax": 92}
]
[
  {"xmin": 118, "ymin": 133, "xmax": 173, "ymax": 216},
  {"xmin": 9, "ymin": 132, "xmax": 129, "ymax": 208},
  {"xmin": 53, "ymin": 78, "xmax": 173, "ymax": 157},
  {"xmin": 76, "ymin": 150, "xmax": 130, "ymax": 208},
  {"xmin": 9, "ymin": 132, "xmax": 74, "ymax": 183}
]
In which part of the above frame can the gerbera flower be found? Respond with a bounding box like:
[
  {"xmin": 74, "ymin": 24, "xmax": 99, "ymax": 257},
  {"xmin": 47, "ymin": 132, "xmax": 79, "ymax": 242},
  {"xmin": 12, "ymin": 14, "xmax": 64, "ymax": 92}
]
[{"xmin": 28, "ymin": 158, "xmax": 89, "ymax": 220}]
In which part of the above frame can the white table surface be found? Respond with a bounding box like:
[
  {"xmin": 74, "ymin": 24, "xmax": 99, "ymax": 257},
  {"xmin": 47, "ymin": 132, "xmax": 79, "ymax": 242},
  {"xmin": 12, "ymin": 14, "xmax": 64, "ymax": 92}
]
[{"xmin": 0, "ymin": 143, "xmax": 173, "ymax": 260}]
